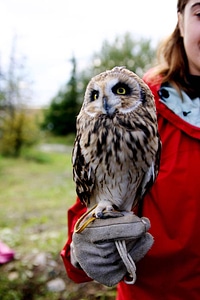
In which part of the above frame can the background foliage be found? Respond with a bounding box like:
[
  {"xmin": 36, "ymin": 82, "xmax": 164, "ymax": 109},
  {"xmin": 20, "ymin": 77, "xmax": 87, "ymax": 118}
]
[
  {"xmin": 0, "ymin": 38, "xmax": 40, "ymax": 157},
  {"xmin": 41, "ymin": 57, "xmax": 81, "ymax": 136}
]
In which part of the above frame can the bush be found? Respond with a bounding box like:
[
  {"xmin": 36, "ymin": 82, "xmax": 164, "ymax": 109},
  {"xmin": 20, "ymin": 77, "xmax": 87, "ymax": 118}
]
[{"xmin": 0, "ymin": 110, "xmax": 40, "ymax": 157}]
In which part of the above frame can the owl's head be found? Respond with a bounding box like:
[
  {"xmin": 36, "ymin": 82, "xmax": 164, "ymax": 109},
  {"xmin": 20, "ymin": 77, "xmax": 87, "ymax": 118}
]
[{"xmin": 81, "ymin": 66, "xmax": 153, "ymax": 118}]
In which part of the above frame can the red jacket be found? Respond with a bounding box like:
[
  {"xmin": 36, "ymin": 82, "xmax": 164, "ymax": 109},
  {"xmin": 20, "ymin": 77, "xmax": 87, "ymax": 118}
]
[{"xmin": 61, "ymin": 71, "xmax": 200, "ymax": 299}]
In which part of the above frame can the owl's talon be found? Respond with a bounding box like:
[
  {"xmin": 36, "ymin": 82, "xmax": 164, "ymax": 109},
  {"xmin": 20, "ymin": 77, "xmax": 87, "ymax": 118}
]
[{"xmin": 96, "ymin": 212, "xmax": 104, "ymax": 219}]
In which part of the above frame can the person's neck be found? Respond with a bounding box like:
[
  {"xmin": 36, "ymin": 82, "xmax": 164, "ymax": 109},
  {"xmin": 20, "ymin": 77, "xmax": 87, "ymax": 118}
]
[{"xmin": 187, "ymin": 74, "xmax": 200, "ymax": 98}]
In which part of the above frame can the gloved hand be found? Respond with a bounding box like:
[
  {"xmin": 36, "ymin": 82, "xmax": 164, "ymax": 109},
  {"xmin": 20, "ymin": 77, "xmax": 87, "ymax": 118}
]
[{"xmin": 71, "ymin": 210, "xmax": 154, "ymax": 287}]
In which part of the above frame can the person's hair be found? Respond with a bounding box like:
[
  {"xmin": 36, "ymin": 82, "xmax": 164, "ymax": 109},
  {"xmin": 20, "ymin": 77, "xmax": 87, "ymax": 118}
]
[
  {"xmin": 150, "ymin": 0, "xmax": 194, "ymax": 97},
  {"xmin": 177, "ymin": 0, "xmax": 188, "ymax": 13}
]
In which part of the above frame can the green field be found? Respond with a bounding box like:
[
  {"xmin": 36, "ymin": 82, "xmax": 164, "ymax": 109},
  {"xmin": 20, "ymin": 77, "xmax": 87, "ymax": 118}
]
[{"xmin": 0, "ymin": 146, "xmax": 116, "ymax": 300}]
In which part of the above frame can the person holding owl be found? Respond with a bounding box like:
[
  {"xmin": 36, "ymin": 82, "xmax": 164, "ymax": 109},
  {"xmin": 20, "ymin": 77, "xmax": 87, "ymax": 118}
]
[{"xmin": 61, "ymin": 0, "xmax": 200, "ymax": 299}]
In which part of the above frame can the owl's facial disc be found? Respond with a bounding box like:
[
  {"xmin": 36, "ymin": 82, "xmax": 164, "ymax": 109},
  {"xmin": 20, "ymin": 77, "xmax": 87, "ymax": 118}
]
[{"xmin": 84, "ymin": 75, "xmax": 142, "ymax": 117}]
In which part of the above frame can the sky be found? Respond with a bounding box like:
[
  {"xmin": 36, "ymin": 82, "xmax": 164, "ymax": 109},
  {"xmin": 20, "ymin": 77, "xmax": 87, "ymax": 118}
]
[{"xmin": 0, "ymin": 0, "xmax": 178, "ymax": 107}]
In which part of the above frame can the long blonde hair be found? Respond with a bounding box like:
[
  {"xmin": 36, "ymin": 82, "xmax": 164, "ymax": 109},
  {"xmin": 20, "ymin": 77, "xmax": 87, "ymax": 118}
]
[{"xmin": 151, "ymin": 0, "xmax": 195, "ymax": 97}]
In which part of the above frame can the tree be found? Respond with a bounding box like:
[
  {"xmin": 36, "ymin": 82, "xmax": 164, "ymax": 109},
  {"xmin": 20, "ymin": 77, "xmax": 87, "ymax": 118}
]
[
  {"xmin": 42, "ymin": 56, "xmax": 81, "ymax": 135},
  {"xmin": 81, "ymin": 32, "xmax": 156, "ymax": 82},
  {"xmin": 0, "ymin": 37, "xmax": 39, "ymax": 157}
]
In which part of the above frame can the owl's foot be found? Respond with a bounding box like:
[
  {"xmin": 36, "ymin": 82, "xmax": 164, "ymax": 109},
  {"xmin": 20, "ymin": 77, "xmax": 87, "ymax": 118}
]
[
  {"xmin": 95, "ymin": 204, "xmax": 113, "ymax": 219},
  {"xmin": 94, "ymin": 201, "xmax": 122, "ymax": 218}
]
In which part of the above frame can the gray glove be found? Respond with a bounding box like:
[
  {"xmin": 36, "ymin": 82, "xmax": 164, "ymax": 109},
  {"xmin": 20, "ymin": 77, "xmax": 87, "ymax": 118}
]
[{"xmin": 71, "ymin": 211, "xmax": 153, "ymax": 287}]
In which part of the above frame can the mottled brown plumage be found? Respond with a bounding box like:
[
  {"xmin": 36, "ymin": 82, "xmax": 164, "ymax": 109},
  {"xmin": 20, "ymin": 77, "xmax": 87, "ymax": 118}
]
[{"xmin": 72, "ymin": 66, "xmax": 161, "ymax": 218}]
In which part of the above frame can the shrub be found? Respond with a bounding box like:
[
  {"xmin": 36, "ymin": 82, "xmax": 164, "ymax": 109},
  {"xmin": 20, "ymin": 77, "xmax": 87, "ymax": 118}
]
[{"xmin": 0, "ymin": 110, "xmax": 40, "ymax": 157}]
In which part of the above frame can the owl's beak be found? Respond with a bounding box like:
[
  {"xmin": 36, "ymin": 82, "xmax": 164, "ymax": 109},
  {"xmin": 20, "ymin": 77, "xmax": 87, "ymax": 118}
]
[
  {"xmin": 103, "ymin": 96, "xmax": 114, "ymax": 115},
  {"xmin": 103, "ymin": 97, "xmax": 109, "ymax": 112}
]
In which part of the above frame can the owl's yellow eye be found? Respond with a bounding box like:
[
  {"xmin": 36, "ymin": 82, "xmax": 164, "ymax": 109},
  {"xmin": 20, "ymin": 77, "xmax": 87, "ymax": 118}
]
[
  {"xmin": 112, "ymin": 82, "xmax": 131, "ymax": 96},
  {"xmin": 90, "ymin": 90, "xmax": 99, "ymax": 101},
  {"xmin": 93, "ymin": 93, "xmax": 98, "ymax": 100},
  {"xmin": 116, "ymin": 87, "xmax": 126, "ymax": 95}
]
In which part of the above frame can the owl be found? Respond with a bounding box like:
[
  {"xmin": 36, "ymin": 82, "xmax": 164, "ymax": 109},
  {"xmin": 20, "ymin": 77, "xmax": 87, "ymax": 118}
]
[{"xmin": 72, "ymin": 66, "xmax": 161, "ymax": 218}]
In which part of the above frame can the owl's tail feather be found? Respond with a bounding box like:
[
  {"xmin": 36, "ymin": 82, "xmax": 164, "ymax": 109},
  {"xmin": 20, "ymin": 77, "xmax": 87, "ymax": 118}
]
[{"xmin": 115, "ymin": 240, "xmax": 137, "ymax": 284}]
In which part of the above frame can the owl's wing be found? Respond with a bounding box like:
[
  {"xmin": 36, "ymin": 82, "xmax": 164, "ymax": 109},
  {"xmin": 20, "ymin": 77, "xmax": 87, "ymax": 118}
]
[
  {"xmin": 72, "ymin": 134, "xmax": 95, "ymax": 205},
  {"xmin": 136, "ymin": 137, "xmax": 161, "ymax": 215}
]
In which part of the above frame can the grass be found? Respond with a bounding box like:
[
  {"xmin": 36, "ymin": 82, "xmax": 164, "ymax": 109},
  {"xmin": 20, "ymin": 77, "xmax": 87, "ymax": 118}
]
[
  {"xmin": 0, "ymin": 143, "xmax": 116, "ymax": 300},
  {"xmin": 0, "ymin": 148, "xmax": 75, "ymax": 255},
  {"xmin": 41, "ymin": 132, "xmax": 76, "ymax": 145}
]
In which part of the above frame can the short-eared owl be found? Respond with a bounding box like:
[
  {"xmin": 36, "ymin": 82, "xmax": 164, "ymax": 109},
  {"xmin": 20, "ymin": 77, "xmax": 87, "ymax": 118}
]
[{"xmin": 72, "ymin": 66, "xmax": 161, "ymax": 218}]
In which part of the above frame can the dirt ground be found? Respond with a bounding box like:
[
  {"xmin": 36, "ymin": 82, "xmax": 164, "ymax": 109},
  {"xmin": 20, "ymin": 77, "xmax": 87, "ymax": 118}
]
[{"xmin": 0, "ymin": 251, "xmax": 116, "ymax": 300}]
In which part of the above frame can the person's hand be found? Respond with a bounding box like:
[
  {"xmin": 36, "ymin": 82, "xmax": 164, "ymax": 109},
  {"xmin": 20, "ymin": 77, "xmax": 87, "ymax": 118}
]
[{"xmin": 71, "ymin": 210, "xmax": 154, "ymax": 287}]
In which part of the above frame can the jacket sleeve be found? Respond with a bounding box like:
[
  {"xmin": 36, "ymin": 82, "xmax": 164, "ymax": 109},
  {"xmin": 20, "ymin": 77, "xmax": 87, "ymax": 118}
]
[{"xmin": 60, "ymin": 197, "xmax": 93, "ymax": 283}]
